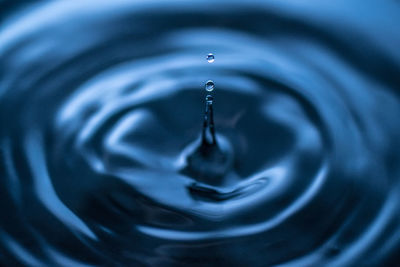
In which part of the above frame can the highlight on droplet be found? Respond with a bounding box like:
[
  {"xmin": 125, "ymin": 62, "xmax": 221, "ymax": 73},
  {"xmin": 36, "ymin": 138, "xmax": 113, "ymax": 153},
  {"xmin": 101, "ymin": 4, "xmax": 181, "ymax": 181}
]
[{"xmin": 206, "ymin": 53, "xmax": 215, "ymax": 63}]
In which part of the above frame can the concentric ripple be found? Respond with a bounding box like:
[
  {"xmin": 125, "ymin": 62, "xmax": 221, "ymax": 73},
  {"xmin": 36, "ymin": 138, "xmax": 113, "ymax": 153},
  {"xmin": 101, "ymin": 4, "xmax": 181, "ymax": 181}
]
[{"xmin": 1, "ymin": 1, "xmax": 400, "ymax": 266}]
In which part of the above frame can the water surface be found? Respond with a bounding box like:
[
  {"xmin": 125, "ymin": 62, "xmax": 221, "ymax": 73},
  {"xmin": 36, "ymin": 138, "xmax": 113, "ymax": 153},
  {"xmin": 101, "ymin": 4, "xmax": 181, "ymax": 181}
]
[{"xmin": 1, "ymin": 1, "xmax": 400, "ymax": 266}]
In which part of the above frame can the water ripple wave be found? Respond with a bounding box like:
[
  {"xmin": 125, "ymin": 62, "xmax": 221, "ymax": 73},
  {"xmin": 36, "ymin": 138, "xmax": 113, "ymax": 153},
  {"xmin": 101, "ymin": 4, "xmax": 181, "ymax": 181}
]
[{"xmin": 1, "ymin": 1, "xmax": 400, "ymax": 266}]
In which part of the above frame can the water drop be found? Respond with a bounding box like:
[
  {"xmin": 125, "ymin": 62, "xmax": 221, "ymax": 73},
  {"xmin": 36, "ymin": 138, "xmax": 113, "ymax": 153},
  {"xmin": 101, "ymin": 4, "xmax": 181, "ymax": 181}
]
[
  {"xmin": 206, "ymin": 95, "xmax": 213, "ymax": 104},
  {"xmin": 206, "ymin": 53, "xmax": 215, "ymax": 63},
  {"xmin": 205, "ymin": 80, "xmax": 215, "ymax": 92}
]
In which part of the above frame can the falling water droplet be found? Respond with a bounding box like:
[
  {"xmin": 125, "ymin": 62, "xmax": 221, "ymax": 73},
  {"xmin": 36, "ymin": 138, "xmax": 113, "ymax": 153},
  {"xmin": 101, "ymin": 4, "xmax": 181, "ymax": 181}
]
[
  {"xmin": 205, "ymin": 80, "xmax": 215, "ymax": 92},
  {"xmin": 179, "ymin": 52, "xmax": 233, "ymax": 185},
  {"xmin": 206, "ymin": 53, "xmax": 215, "ymax": 63}
]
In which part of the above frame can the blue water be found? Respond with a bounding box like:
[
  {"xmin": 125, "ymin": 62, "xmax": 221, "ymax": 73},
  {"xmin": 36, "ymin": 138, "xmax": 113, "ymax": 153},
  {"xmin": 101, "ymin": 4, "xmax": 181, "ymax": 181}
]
[{"xmin": 1, "ymin": 1, "xmax": 400, "ymax": 266}]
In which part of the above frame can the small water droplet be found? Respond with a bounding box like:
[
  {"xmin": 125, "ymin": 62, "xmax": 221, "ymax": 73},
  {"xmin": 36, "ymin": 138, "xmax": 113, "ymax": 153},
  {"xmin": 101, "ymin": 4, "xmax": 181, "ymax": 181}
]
[
  {"xmin": 206, "ymin": 95, "xmax": 213, "ymax": 103},
  {"xmin": 205, "ymin": 80, "xmax": 215, "ymax": 92},
  {"xmin": 206, "ymin": 53, "xmax": 215, "ymax": 63}
]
